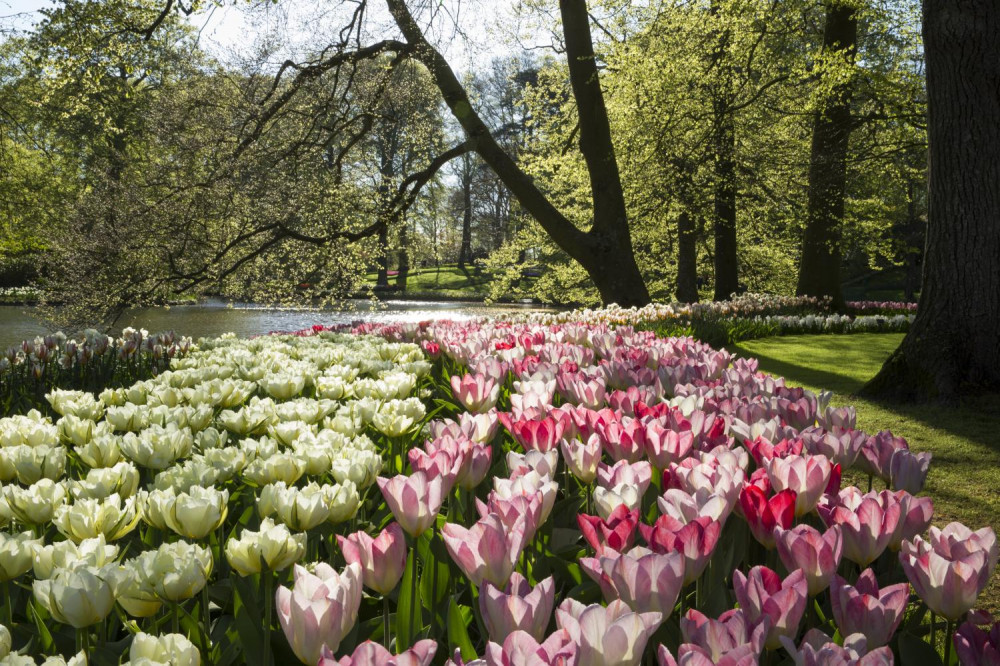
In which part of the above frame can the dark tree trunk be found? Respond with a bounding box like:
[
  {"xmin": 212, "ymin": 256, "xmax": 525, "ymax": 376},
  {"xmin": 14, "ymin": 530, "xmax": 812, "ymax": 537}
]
[
  {"xmin": 676, "ymin": 211, "xmax": 699, "ymax": 303},
  {"xmin": 712, "ymin": 106, "xmax": 738, "ymax": 301},
  {"xmin": 386, "ymin": 0, "xmax": 651, "ymax": 307},
  {"xmin": 395, "ymin": 216, "xmax": 410, "ymax": 290},
  {"xmin": 376, "ymin": 221, "xmax": 390, "ymax": 288},
  {"xmin": 458, "ymin": 165, "xmax": 473, "ymax": 269},
  {"xmin": 862, "ymin": 0, "xmax": 1000, "ymax": 400},
  {"xmin": 796, "ymin": 1, "xmax": 858, "ymax": 311}
]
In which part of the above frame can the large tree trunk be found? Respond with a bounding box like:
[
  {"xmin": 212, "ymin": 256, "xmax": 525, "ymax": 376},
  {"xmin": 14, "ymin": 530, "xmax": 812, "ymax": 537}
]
[
  {"xmin": 457, "ymin": 163, "xmax": 473, "ymax": 269},
  {"xmin": 386, "ymin": 0, "xmax": 651, "ymax": 307},
  {"xmin": 395, "ymin": 215, "xmax": 410, "ymax": 290},
  {"xmin": 676, "ymin": 211, "xmax": 699, "ymax": 303},
  {"xmin": 796, "ymin": 1, "xmax": 858, "ymax": 310},
  {"xmin": 861, "ymin": 0, "xmax": 1000, "ymax": 400},
  {"xmin": 712, "ymin": 106, "xmax": 738, "ymax": 301}
]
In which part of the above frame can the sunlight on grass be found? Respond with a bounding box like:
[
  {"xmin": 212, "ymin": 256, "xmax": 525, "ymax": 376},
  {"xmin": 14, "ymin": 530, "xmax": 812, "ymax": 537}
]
[{"xmin": 730, "ymin": 333, "xmax": 1000, "ymax": 612}]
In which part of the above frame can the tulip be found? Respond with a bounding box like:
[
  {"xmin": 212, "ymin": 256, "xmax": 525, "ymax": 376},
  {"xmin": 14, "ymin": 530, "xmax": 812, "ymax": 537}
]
[
  {"xmin": 953, "ymin": 611, "xmax": 1000, "ymax": 666},
  {"xmin": 76, "ymin": 433, "xmax": 123, "ymax": 469},
  {"xmin": 561, "ymin": 434, "xmax": 602, "ymax": 484},
  {"xmin": 119, "ymin": 424, "xmax": 192, "ymax": 469},
  {"xmin": 578, "ymin": 505, "xmax": 639, "ymax": 555},
  {"xmin": 593, "ymin": 483, "xmax": 641, "ymax": 520},
  {"xmin": 597, "ymin": 418, "xmax": 646, "ymax": 463},
  {"xmin": 641, "ymin": 515, "xmax": 721, "ymax": 584},
  {"xmin": 377, "ymin": 471, "xmax": 444, "ymax": 537},
  {"xmin": 478, "ymin": 492, "xmax": 544, "ymax": 544},
  {"xmin": 598, "ymin": 460, "xmax": 652, "ymax": 497},
  {"xmin": 319, "ymin": 639, "xmax": 438, "ymax": 666},
  {"xmin": 929, "ymin": 522, "xmax": 998, "ymax": 590},
  {"xmin": 744, "ymin": 436, "xmax": 802, "ymax": 468},
  {"xmin": 0, "ymin": 624, "xmax": 8, "ymax": 660},
  {"xmin": 507, "ymin": 450, "xmax": 560, "ymax": 480},
  {"xmin": 857, "ymin": 431, "xmax": 908, "ymax": 482},
  {"xmin": 493, "ymin": 470, "xmax": 558, "ymax": 524},
  {"xmin": 53, "ymin": 493, "xmax": 140, "ymax": 542},
  {"xmin": 900, "ymin": 533, "xmax": 992, "ymax": 621},
  {"xmin": 131, "ymin": 541, "xmax": 213, "ymax": 603},
  {"xmin": 767, "ymin": 455, "xmax": 831, "ymax": 516},
  {"xmin": 276, "ymin": 562, "xmax": 363, "ymax": 664},
  {"xmin": 889, "ymin": 491, "xmax": 933, "ymax": 550},
  {"xmin": 337, "ymin": 522, "xmax": 408, "ymax": 595},
  {"xmin": 889, "ymin": 449, "xmax": 931, "ymax": 494},
  {"xmin": 163, "ymin": 485, "xmax": 229, "ymax": 539},
  {"xmin": 480, "ymin": 574, "xmax": 555, "ymax": 641},
  {"xmin": 830, "ymin": 570, "xmax": 909, "ymax": 648},
  {"xmin": 818, "ymin": 490, "xmax": 900, "ymax": 567},
  {"xmin": 33, "ymin": 565, "xmax": 115, "ymax": 628},
  {"xmin": 410, "ymin": 448, "xmax": 464, "ymax": 494},
  {"xmin": 32, "ymin": 535, "xmax": 119, "ymax": 580},
  {"xmin": 644, "ymin": 420, "xmax": 694, "ymax": 469},
  {"xmin": 779, "ymin": 629, "xmax": 894, "ymax": 666},
  {"xmin": 225, "ymin": 518, "xmax": 306, "ymax": 576},
  {"xmin": 556, "ymin": 598, "xmax": 662, "ymax": 666},
  {"xmin": 3, "ymin": 478, "xmax": 67, "ymax": 525},
  {"xmin": 657, "ymin": 488, "xmax": 729, "ymax": 525},
  {"xmin": 441, "ymin": 513, "xmax": 528, "ymax": 587},
  {"xmin": 501, "ymin": 415, "xmax": 565, "ymax": 453},
  {"xmin": 70, "ymin": 461, "xmax": 139, "ymax": 500},
  {"xmin": 679, "ymin": 608, "xmax": 767, "ymax": 663},
  {"xmin": 128, "ymin": 632, "xmax": 200, "ymax": 666},
  {"xmin": 483, "ymin": 630, "xmax": 577, "ymax": 666},
  {"xmin": 732, "ymin": 566, "xmax": 808, "ymax": 649},
  {"xmin": 0, "ymin": 531, "xmax": 41, "ymax": 581},
  {"xmin": 585, "ymin": 546, "xmax": 686, "ymax": 618},
  {"xmin": 656, "ymin": 643, "xmax": 758, "ymax": 666},
  {"xmin": 1, "ymin": 444, "xmax": 66, "ymax": 484},
  {"xmin": 106, "ymin": 563, "xmax": 162, "ymax": 618},
  {"xmin": 773, "ymin": 524, "xmax": 843, "ymax": 596},
  {"xmin": 452, "ymin": 373, "xmax": 501, "ymax": 413},
  {"xmin": 739, "ymin": 486, "xmax": 795, "ymax": 549}
]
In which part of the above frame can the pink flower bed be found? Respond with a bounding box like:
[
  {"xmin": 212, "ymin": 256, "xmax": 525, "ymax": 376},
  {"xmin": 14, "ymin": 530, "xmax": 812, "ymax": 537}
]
[{"xmin": 277, "ymin": 318, "xmax": 994, "ymax": 665}]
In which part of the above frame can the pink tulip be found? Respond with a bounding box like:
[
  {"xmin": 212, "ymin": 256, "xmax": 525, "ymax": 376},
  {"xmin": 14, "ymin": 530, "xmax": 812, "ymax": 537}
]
[
  {"xmin": 480, "ymin": 573, "xmax": 555, "ymax": 641},
  {"xmin": 779, "ymin": 629, "xmax": 894, "ymax": 666},
  {"xmin": 483, "ymin": 629, "xmax": 577, "ymax": 666},
  {"xmin": 900, "ymin": 529, "xmax": 994, "ymax": 620},
  {"xmin": 597, "ymin": 418, "xmax": 647, "ymax": 463},
  {"xmin": 929, "ymin": 522, "xmax": 998, "ymax": 589},
  {"xmin": 889, "ymin": 449, "xmax": 931, "ymax": 494},
  {"xmin": 377, "ymin": 471, "xmax": 444, "ymax": 538},
  {"xmin": 818, "ymin": 489, "xmax": 901, "ymax": 567},
  {"xmin": 818, "ymin": 406, "xmax": 857, "ymax": 431},
  {"xmin": 561, "ymin": 434, "xmax": 602, "ymax": 483},
  {"xmin": 830, "ymin": 569, "xmax": 909, "ymax": 648},
  {"xmin": 493, "ymin": 470, "xmax": 558, "ymax": 524},
  {"xmin": 767, "ymin": 454, "xmax": 832, "ymax": 516},
  {"xmin": 441, "ymin": 512, "xmax": 528, "ymax": 587},
  {"xmin": 275, "ymin": 562, "xmax": 363, "ymax": 664},
  {"xmin": 508, "ymin": 450, "xmax": 560, "ymax": 480},
  {"xmin": 657, "ymin": 488, "xmax": 729, "ymax": 525},
  {"xmin": 800, "ymin": 426, "xmax": 866, "ymax": 468},
  {"xmin": 500, "ymin": 414, "xmax": 565, "ymax": 453},
  {"xmin": 458, "ymin": 411, "xmax": 501, "ymax": 443},
  {"xmin": 679, "ymin": 608, "xmax": 767, "ymax": 662},
  {"xmin": 318, "ymin": 639, "xmax": 437, "ymax": 666},
  {"xmin": 732, "ymin": 566, "xmax": 808, "ymax": 649},
  {"xmin": 336, "ymin": 522, "xmax": 408, "ymax": 595},
  {"xmin": 856, "ymin": 431, "xmax": 908, "ymax": 482},
  {"xmin": 669, "ymin": 460, "xmax": 742, "ymax": 512},
  {"xmin": 585, "ymin": 546, "xmax": 685, "ymax": 619},
  {"xmin": 644, "ymin": 421, "xmax": 695, "ymax": 470},
  {"xmin": 477, "ymin": 492, "xmax": 544, "ymax": 543},
  {"xmin": 557, "ymin": 375, "xmax": 607, "ymax": 410},
  {"xmin": 889, "ymin": 491, "xmax": 933, "ymax": 550},
  {"xmin": 408, "ymin": 448, "xmax": 464, "ymax": 494},
  {"xmin": 773, "ymin": 524, "xmax": 843, "ymax": 596},
  {"xmin": 597, "ymin": 460, "xmax": 652, "ymax": 497},
  {"xmin": 640, "ymin": 515, "xmax": 721, "ymax": 584},
  {"xmin": 744, "ymin": 436, "xmax": 802, "ymax": 468},
  {"xmin": 657, "ymin": 645, "xmax": 758, "ymax": 666},
  {"xmin": 954, "ymin": 610, "xmax": 1000, "ymax": 666},
  {"xmin": 451, "ymin": 373, "xmax": 500, "ymax": 413},
  {"xmin": 556, "ymin": 598, "xmax": 662, "ymax": 666},
  {"xmin": 578, "ymin": 505, "xmax": 639, "ymax": 555},
  {"xmin": 739, "ymin": 485, "xmax": 796, "ymax": 549}
]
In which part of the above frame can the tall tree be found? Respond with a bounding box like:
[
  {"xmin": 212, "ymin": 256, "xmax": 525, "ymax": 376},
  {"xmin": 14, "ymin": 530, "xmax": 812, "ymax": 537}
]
[
  {"xmin": 862, "ymin": 0, "xmax": 1000, "ymax": 399},
  {"xmin": 796, "ymin": 0, "xmax": 859, "ymax": 309}
]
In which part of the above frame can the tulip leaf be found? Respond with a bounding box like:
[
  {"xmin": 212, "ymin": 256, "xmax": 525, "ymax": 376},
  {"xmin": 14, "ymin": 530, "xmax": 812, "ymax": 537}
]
[
  {"xmin": 898, "ymin": 632, "xmax": 944, "ymax": 666},
  {"xmin": 232, "ymin": 575, "xmax": 265, "ymax": 666},
  {"xmin": 396, "ymin": 549, "xmax": 417, "ymax": 650},
  {"xmin": 447, "ymin": 598, "xmax": 477, "ymax": 661}
]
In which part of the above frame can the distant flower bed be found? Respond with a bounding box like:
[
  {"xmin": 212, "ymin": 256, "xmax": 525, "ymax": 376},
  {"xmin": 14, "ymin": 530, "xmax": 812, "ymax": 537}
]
[
  {"xmin": 0, "ymin": 287, "xmax": 41, "ymax": 305},
  {"xmin": 1, "ymin": 329, "xmax": 192, "ymax": 417},
  {"xmin": 848, "ymin": 300, "xmax": 919, "ymax": 315}
]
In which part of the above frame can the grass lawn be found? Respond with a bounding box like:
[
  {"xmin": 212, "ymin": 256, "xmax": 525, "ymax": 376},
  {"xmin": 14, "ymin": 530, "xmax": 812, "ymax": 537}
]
[
  {"xmin": 729, "ymin": 333, "xmax": 1000, "ymax": 612},
  {"xmin": 362, "ymin": 264, "xmax": 498, "ymax": 299}
]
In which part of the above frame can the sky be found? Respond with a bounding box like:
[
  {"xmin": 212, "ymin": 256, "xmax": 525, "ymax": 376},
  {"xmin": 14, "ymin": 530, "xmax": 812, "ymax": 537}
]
[{"xmin": 0, "ymin": 0, "xmax": 552, "ymax": 72}]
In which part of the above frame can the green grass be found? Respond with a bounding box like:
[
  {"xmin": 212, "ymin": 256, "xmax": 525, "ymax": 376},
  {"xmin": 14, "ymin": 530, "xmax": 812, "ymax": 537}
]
[
  {"xmin": 729, "ymin": 333, "xmax": 1000, "ymax": 612},
  {"xmin": 363, "ymin": 264, "xmax": 496, "ymax": 299}
]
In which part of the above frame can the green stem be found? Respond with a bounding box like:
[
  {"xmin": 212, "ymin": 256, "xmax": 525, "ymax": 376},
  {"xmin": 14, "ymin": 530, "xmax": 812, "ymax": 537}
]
[
  {"xmin": 383, "ymin": 595, "xmax": 391, "ymax": 650},
  {"xmin": 3, "ymin": 580, "xmax": 11, "ymax": 626},
  {"xmin": 172, "ymin": 602, "xmax": 180, "ymax": 634},
  {"xmin": 409, "ymin": 544, "xmax": 419, "ymax": 649},
  {"xmin": 76, "ymin": 626, "xmax": 90, "ymax": 659},
  {"xmin": 944, "ymin": 619, "xmax": 954, "ymax": 665},
  {"xmin": 263, "ymin": 571, "xmax": 274, "ymax": 666},
  {"xmin": 202, "ymin": 584, "xmax": 212, "ymax": 650},
  {"xmin": 930, "ymin": 611, "xmax": 937, "ymax": 653}
]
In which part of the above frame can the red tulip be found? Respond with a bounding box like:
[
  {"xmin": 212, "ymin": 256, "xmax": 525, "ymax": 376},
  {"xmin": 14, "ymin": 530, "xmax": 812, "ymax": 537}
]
[
  {"xmin": 739, "ymin": 485, "xmax": 795, "ymax": 549},
  {"xmin": 578, "ymin": 505, "xmax": 639, "ymax": 555},
  {"xmin": 640, "ymin": 515, "xmax": 722, "ymax": 584}
]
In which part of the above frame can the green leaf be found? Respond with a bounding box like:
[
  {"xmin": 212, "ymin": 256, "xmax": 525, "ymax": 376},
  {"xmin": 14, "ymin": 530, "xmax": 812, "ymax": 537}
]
[
  {"xmin": 396, "ymin": 549, "xmax": 417, "ymax": 650},
  {"xmin": 447, "ymin": 598, "xmax": 477, "ymax": 661},
  {"xmin": 232, "ymin": 575, "xmax": 265, "ymax": 666},
  {"xmin": 898, "ymin": 632, "xmax": 944, "ymax": 666}
]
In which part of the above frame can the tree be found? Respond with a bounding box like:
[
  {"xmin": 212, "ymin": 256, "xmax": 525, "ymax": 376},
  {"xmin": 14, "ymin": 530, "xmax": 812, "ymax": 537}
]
[{"xmin": 862, "ymin": 0, "xmax": 1000, "ymax": 399}]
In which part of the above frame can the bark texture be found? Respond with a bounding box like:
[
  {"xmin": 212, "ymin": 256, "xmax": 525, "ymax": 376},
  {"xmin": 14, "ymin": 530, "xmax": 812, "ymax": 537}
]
[
  {"xmin": 676, "ymin": 211, "xmax": 699, "ymax": 303},
  {"xmin": 862, "ymin": 0, "xmax": 1000, "ymax": 400},
  {"xmin": 796, "ymin": 0, "xmax": 857, "ymax": 310}
]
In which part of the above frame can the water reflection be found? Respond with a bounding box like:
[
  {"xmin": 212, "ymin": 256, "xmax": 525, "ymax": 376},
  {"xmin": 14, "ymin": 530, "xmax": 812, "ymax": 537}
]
[{"xmin": 0, "ymin": 298, "xmax": 560, "ymax": 347}]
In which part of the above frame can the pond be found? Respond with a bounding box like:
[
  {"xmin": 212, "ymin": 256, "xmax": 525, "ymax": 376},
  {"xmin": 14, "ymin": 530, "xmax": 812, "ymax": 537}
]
[{"xmin": 0, "ymin": 298, "xmax": 561, "ymax": 348}]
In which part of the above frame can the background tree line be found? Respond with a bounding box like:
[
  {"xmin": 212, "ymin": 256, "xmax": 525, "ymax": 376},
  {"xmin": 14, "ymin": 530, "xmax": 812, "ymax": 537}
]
[{"xmin": 0, "ymin": 0, "xmax": 926, "ymax": 325}]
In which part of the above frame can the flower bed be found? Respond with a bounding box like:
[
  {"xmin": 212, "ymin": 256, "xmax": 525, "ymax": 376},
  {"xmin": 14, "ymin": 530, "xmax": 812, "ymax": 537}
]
[{"xmin": 0, "ymin": 319, "xmax": 991, "ymax": 666}]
